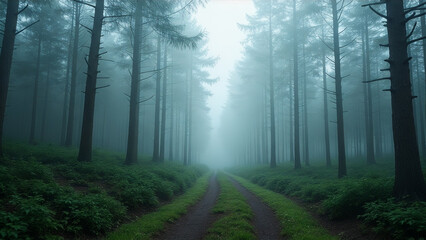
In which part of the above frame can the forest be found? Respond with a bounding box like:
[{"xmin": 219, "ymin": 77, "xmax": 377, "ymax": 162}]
[{"xmin": 0, "ymin": 0, "xmax": 426, "ymax": 239}]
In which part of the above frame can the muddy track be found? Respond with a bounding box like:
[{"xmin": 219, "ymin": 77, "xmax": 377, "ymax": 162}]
[
  {"xmin": 158, "ymin": 172, "xmax": 220, "ymax": 240},
  {"xmin": 228, "ymin": 176, "xmax": 284, "ymax": 240}
]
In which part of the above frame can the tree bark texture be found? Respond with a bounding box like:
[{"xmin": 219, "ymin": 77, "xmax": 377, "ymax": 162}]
[
  {"xmin": 0, "ymin": 0, "xmax": 19, "ymax": 155},
  {"xmin": 384, "ymin": 0, "xmax": 426, "ymax": 199},
  {"xmin": 77, "ymin": 0, "xmax": 104, "ymax": 162},
  {"xmin": 125, "ymin": 0, "xmax": 143, "ymax": 165}
]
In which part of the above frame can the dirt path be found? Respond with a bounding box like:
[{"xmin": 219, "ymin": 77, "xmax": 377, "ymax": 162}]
[
  {"xmin": 158, "ymin": 172, "xmax": 219, "ymax": 240},
  {"xmin": 228, "ymin": 176, "xmax": 284, "ymax": 240}
]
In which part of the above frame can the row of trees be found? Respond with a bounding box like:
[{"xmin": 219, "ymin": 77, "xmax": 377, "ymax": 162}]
[
  {"xmin": 0, "ymin": 0, "xmax": 214, "ymax": 165},
  {"xmin": 220, "ymin": 0, "xmax": 426, "ymax": 199}
]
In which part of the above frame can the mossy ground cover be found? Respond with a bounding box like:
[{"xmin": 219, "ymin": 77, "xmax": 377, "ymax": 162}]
[
  {"xmin": 230, "ymin": 160, "xmax": 426, "ymax": 239},
  {"xmin": 0, "ymin": 142, "xmax": 207, "ymax": 239},
  {"xmin": 204, "ymin": 172, "xmax": 255, "ymax": 240}
]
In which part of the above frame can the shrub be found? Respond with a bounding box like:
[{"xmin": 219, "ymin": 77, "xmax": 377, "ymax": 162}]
[
  {"xmin": 321, "ymin": 178, "xmax": 392, "ymax": 219},
  {"xmin": 360, "ymin": 199, "xmax": 426, "ymax": 239},
  {"xmin": 54, "ymin": 192, "xmax": 126, "ymax": 235},
  {"xmin": 0, "ymin": 211, "xmax": 28, "ymax": 240},
  {"xmin": 11, "ymin": 159, "xmax": 53, "ymax": 182},
  {"xmin": 265, "ymin": 177, "xmax": 291, "ymax": 194},
  {"xmin": 1, "ymin": 142, "xmax": 207, "ymax": 238},
  {"xmin": 7, "ymin": 195, "xmax": 59, "ymax": 238}
]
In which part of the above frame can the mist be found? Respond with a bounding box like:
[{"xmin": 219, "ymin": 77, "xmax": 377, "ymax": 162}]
[{"xmin": 1, "ymin": 0, "xmax": 426, "ymax": 239}]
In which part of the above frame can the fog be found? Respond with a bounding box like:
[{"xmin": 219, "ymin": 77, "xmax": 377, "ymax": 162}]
[{"xmin": 0, "ymin": 0, "xmax": 424, "ymax": 171}]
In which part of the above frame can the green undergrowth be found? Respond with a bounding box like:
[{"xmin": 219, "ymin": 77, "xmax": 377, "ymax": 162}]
[
  {"xmin": 360, "ymin": 198, "xmax": 426, "ymax": 239},
  {"xmin": 204, "ymin": 172, "xmax": 255, "ymax": 240},
  {"xmin": 0, "ymin": 142, "xmax": 207, "ymax": 239},
  {"xmin": 230, "ymin": 161, "xmax": 426, "ymax": 239},
  {"xmin": 106, "ymin": 173, "xmax": 211, "ymax": 240},
  {"xmin": 230, "ymin": 174, "xmax": 337, "ymax": 240}
]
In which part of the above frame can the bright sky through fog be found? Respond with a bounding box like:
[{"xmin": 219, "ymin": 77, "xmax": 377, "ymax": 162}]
[
  {"xmin": 195, "ymin": 0, "xmax": 254, "ymax": 130},
  {"xmin": 195, "ymin": 0, "xmax": 254, "ymax": 167}
]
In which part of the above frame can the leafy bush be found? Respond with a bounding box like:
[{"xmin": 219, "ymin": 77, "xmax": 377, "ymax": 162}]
[
  {"xmin": 2, "ymin": 195, "xmax": 59, "ymax": 239},
  {"xmin": 0, "ymin": 211, "xmax": 29, "ymax": 240},
  {"xmin": 0, "ymin": 142, "xmax": 208, "ymax": 238},
  {"xmin": 322, "ymin": 178, "xmax": 392, "ymax": 219},
  {"xmin": 360, "ymin": 199, "xmax": 426, "ymax": 239},
  {"xmin": 55, "ymin": 192, "xmax": 126, "ymax": 235}
]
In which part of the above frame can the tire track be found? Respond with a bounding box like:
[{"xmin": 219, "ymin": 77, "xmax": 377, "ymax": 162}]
[{"xmin": 159, "ymin": 172, "xmax": 219, "ymax": 240}]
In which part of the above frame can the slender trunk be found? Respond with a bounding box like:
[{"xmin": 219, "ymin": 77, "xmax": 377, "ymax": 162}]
[
  {"xmin": 289, "ymin": 60, "xmax": 294, "ymax": 162},
  {"xmin": 29, "ymin": 37, "xmax": 42, "ymax": 144},
  {"xmin": 77, "ymin": 0, "xmax": 104, "ymax": 162},
  {"xmin": 331, "ymin": 0, "xmax": 347, "ymax": 178},
  {"xmin": 293, "ymin": 0, "xmax": 301, "ymax": 169},
  {"xmin": 384, "ymin": 0, "xmax": 426, "ymax": 199},
  {"xmin": 159, "ymin": 44, "xmax": 168, "ymax": 162},
  {"xmin": 269, "ymin": 0, "xmax": 276, "ymax": 168},
  {"xmin": 183, "ymin": 70, "xmax": 189, "ymax": 165},
  {"xmin": 65, "ymin": 3, "xmax": 81, "ymax": 146},
  {"xmin": 168, "ymin": 56, "xmax": 174, "ymax": 161},
  {"xmin": 176, "ymin": 108, "xmax": 181, "ymax": 160},
  {"xmin": 61, "ymin": 5, "xmax": 75, "ymax": 145},
  {"xmin": 41, "ymin": 66, "xmax": 51, "ymax": 142},
  {"xmin": 0, "ymin": 0, "xmax": 19, "ymax": 155},
  {"xmin": 365, "ymin": 15, "xmax": 376, "ymax": 164},
  {"xmin": 256, "ymin": 123, "xmax": 261, "ymax": 164},
  {"xmin": 416, "ymin": 53, "xmax": 426, "ymax": 156},
  {"xmin": 188, "ymin": 55, "xmax": 193, "ymax": 165},
  {"xmin": 362, "ymin": 30, "xmax": 370, "ymax": 162},
  {"xmin": 421, "ymin": 0, "xmax": 426, "ymax": 160},
  {"xmin": 321, "ymin": 28, "xmax": 331, "ymax": 167},
  {"xmin": 125, "ymin": 0, "xmax": 142, "ymax": 165},
  {"xmin": 140, "ymin": 104, "xmax": 145, "ymax": 153},
  {"xmin": 263, "ymin": 86, "xmax": 269, "ymax": 164},
  {"xmin": 302, "ymin": 42, "xmax": 309, "ymax": 166},
  {"xmin": 152, "ymin": 35, "xmax": 161, "ymax": 162}
]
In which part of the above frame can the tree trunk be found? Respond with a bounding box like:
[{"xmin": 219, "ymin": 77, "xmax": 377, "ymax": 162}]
[
  {"xmin": 41, "ymin": 66, "xmax": 51, "ymax": 142},
  {"xmin": 302, "ymin": 42, "xmax": 309, "ymax": 166},
  {"xmin": 159, "ymin": 44, "xmax": 168, "ymax": 162},
  {"xmin": 331, "ymin": 0, "xmax": 347, "ymax": 178},
  {"xmin": 0, "ymin": 0, "xmax": 19, "ymax": 156},
  {"xmin": 415, "ymin": 54, "xmax": 426, "ymax": 156},
  {"xmin": 384, "ymin": 0, "xmax": 426, "ymax": 199},
  {"xmin": 77, "ymin": 0, "xmax": 104, "ymax": 162},
  {"xmin": 152, "ymin": 35, "xmax": 161, "ymax": 162},
  {"xmin": 362, "ymin": 16, "xmax": 376, "ymax": 164},
  {"xmin": 321, "ymin": 28, "xmax": 331, "ymax": 167},
  {"xmin": 29, "ymin": 36, "xmax": 42, "ymax": 144},
  {"xmin": 188, "ymin": 55, "xmax": 193, "ymax": 165},
  {"xmin": 183, "ymin": 70, "xmax": 189, "ymax": 165},
  {"xmin": 289, "ymin": 60, "xmax": 294, "ymax": 163},
  {"xmin": 421, "ymin": 0, "xmax": 426, "ymax": 160},
  {"xmin": 293, "ymin": 0, "xmax": 301, "ymax": 169},
  {"xmin": 65, "ymin": 3, "xmax": 81, "ymax": 146},
  {"xmin": 269, "ymin": 0, "xmax": 276, "ymax": 168},
  {"xmin": 364, "ymin": 15, "xmax": 376, "ymax": 164},
  {"xmin": 61, "ymin": 5, "xmax": 75, "ymax": 145},
  {"xmin": 168, "ymin": 56, "xmax": 174, "ymax": 161},
  {"xmin": 125, "ymin": 0, "xmax": 142, "ymax": 165}
]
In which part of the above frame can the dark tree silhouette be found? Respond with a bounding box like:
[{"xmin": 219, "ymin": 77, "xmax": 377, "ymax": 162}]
[
  {"xmin": 77, "ymin": 0, "xmax": 105, "ymax": 162},
  {"xmin": 364, "ymin": 0, "xmax": 426, "ymax": 199},
  {"xmin": 125, "ymin": 0, "xmax": 143, "ymax": 165},
  {"xmin": 65, "ymin": 2, "xmax": 81, "ymax": 147},
  {"xmin": 293, "ymin": 0, "xmax": 301, "ymax": 169},
  {"xmin": 331, "ymin": 0, "xmax": 347, "ymax": 178},
  {"xmin": 0, "ymin": 0, "xmax": 20, "ymax": 156}
]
